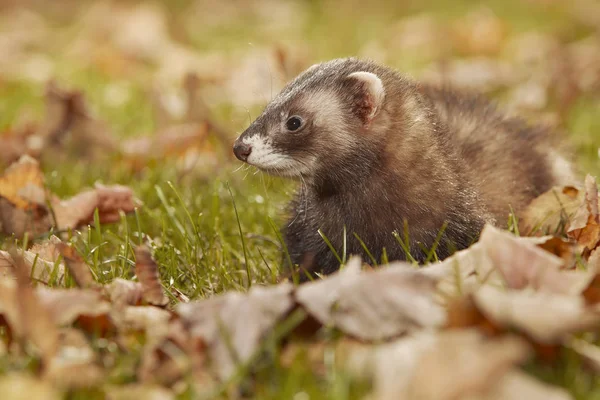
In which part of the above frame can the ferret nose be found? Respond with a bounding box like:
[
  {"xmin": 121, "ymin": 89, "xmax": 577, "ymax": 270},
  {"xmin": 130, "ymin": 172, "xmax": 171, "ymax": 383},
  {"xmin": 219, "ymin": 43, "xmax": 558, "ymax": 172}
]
[{"xmin": 233, "ymin": 141, "xmax": 252, "ymax": 162}]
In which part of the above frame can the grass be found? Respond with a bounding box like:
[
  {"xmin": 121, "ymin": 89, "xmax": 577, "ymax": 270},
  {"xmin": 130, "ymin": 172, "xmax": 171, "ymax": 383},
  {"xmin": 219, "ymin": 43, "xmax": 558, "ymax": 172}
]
[{"xmin": 1, "ymin": 0, "xmax": 600, "ymax": 398}]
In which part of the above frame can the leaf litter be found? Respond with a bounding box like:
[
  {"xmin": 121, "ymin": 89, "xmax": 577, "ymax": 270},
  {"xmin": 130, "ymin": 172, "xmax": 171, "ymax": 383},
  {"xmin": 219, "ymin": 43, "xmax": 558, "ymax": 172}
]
[{"xmin": 2, "ymin": 0, "xmax": 600, "ymax": 398}]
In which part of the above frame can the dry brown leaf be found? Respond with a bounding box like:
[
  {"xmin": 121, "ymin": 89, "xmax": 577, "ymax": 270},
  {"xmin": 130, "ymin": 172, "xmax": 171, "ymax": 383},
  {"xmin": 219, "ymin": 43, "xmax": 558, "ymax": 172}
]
[
  {"xmin": 407, "ymin": 333, "xmax": 529, "ymax": 400},
  {"xmin": 0, "ymin": 155, "xmax": 45, "ymax": 209},
  {"xmin": 519, "ymin": 185, "xmax": 584, "ymax": 236},
  {"xmin": 134, "ymin": 246, "xmax": 168, "ymax": 306},
  {"xmin": 105, "ymin": 384, "xmax": 175, "ymax": 400},
  {"xmin": 471, "ymin": 370, "xmax": 574, "ymax": 400},
  {"xmin": 296, "ymin": 256, "xmax": 446, "ymax": 341},
  {"xmin": 0, "ymin": 373, "xmax": 61, "ymax": 400},
  {"xmin": 0, "ymin": 197, "xmax": 53, "ymax": 239},
  {"xmin": 473, "ymin": 286, "xmax": 600, "ymax": 343},
  {"xmin": 10, "ymin": 250, "xmax": 59, "ymax": 362},
  {"xmin": 567, "ymin": 174, "xmax": 600, "ymax": 252},
  {"xmin": 43, "ymin": 328, "xmax": 104, "ymax": 389},
  {"xmin": 478, "ymin": 225, "xmax": 590, "ymax": 294},
  {"xmin": 423, "ymin": 240, "xmax": 503, "ymax": 300},
  {"xmin": 57, "ymin": 243, "xmax": 98, "ymax": 288},
  {"xmin": 36, "ymin": 287, "xmax": 111, "ymax": 328},
  {"xmin": 342, "ymin": 330, "xmax": 531, "ymax": 400},
  {"xmin": 53, "ymin": 183, "xmax": 139, "ymax": 230},
  {"xmin": 177, "ymin": 283, "xmax": 294, "ymax": 380},
  {"xmin": 137, "ymin": 318, "xmax": 207, "ymax": 387},
  {"xmin": 531, "ymin": 236, "xmax": 577, "ymax": 267},
  {"xmin": 106, "ymin": 278, "xmax": 144, "ymax": 308}
]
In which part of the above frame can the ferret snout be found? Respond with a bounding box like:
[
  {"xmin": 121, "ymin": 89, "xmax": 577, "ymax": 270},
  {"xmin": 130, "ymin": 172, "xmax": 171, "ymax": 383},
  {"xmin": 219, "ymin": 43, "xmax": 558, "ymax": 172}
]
[{"xmin": 233, "ymin": 139, "xmax": 252, "ymax": 162}]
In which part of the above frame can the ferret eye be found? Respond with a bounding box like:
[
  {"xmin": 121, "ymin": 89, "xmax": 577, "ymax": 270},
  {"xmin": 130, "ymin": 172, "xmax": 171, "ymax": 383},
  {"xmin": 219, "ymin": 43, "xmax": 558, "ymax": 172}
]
[{"xmin": 285, "ymin": 116, "xmax": 303, "ymax": 132}]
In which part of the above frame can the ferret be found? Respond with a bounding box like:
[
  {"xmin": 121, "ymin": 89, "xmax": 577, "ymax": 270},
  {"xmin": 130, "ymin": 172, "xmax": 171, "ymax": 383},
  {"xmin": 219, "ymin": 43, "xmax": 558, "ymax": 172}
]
[{"xmin": 233, "ymin": 57, "xmax": 576, "ymax": 279}]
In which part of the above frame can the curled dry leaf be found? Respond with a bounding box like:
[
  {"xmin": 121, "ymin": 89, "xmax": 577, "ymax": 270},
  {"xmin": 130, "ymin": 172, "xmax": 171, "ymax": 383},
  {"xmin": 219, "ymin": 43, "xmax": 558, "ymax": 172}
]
[
  {"xmin": 0, "ymin": 156, "xmax": 52, "ymax": 238},
  {"xmin": 473, "ymin": 286, "xmax": 600, "ymax": 343},
  {"xmin": 53, "ymin": 183, "xmax": 139, "ymax": 230},
  {"xmin": 177, "ymin": 283, "xmax": 294, "ymax": 380},
  {"xmin": 10, "ymin": 250, "xmax": 60, "ymax": 362},
  {"xmin": 0, "ymin": 155, "xmax": 45, "ymax": 209},
  {"xmin": 0, "ymin": 156, "xmax": 139, "ymax": 238},
  {"xmin": 106, "ymin": 278, "xmax": 144, "ymax": 308},
  {"xmin": 567, "ymin": 174, "xmax": 600, "ymax": 252},
  {"xmin": 0, "ymin": 238, "xmax": 66, "ymax": 285},
  {"xmin": 478, "ymin": 225, "xmax": 591, "ymax": 295},
  {"xmin": 296, "ymin": 256, "xmax": 446, "ymax": 341},
  {"xmin": 36, "ymin": 288, "xmax": 112, "ymax": 329},
  {"xmin": 57, "ymin": 243, "xmax": 98, "ymax": 289},
  {"xmin": 519, "ymin": 185, "xmax": 584, "ymax": 236},
  {"xmin": 134, "ymin": 246, "xmax": 168, "ymax": 307}
]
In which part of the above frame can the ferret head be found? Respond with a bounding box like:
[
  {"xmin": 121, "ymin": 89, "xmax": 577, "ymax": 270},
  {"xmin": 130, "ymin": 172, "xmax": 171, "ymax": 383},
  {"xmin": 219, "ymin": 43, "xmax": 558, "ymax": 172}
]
[{"xmin": 233, "ymin": 58, "xmax": 392, "ymax": 181}]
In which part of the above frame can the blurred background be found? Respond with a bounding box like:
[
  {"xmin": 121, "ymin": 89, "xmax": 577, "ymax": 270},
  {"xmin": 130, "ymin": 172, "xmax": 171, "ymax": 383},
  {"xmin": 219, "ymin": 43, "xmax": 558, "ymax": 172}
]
[{"xmin": 1, "ymin": 0, "xmax": 599, "ymax": 166}]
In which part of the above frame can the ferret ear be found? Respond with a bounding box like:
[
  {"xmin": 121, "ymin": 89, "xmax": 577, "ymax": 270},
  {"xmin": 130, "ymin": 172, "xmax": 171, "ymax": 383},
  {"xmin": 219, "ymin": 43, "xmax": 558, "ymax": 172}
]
[{"xmin": 345, "ymin": 71, "xmax": 385, "ymax": 125}]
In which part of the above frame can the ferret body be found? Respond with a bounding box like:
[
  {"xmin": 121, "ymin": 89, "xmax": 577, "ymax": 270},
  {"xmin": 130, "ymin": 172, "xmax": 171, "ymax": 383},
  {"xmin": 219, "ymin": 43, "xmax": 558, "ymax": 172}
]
[{"xmin": 233, "ymin": 58, "xmax": 576, "ymax": 278}]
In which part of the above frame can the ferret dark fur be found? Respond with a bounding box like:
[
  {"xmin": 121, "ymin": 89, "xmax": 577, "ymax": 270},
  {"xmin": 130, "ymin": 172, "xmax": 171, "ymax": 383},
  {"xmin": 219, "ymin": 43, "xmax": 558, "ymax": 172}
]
[{"xmin": 233, "ymin": 58, "xmax": 576, "ymax": 279}]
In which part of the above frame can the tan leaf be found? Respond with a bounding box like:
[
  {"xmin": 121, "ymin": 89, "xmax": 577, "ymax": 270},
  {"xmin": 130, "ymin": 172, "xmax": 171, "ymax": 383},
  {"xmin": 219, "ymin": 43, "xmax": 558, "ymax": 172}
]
[
  {"xmin": 105, "ymin": 278, "xmax": 144, "ymax": 308},
  {"xmin": 36, "ymin": 287, "xmax": 111, "ymax": 328},
  {"xmin": 105, "ymin": 384, "xmax": 175, "ymax": 400},
  {"xmin": 479, "ymin": 225, "xmax": 588, "ymax": 294},
  {"xmin": 473, "ymin": 286, "xmax": 600, "ymax": 343},
  {"xmin": 134, "ymin": 246, "xmax": 168, "ymax": 306},
  {"xmin": 0, "ymin": 155, "xmax": 45, "ymax": 209},
  {"xmin": 10, "ymin": 250, "xmax": 59, "ymax": 362},
  {"xmin": 296, "ymin": 256, "xmax": 446, "ymax": 341},
  {"xmin": 177, "ymin": 283, "xmax": 294, "ymax": 380},
  {"xmin": 474, "ymin": 370, "xmax": 574, "ymax": 400},
  {"xmin": 342, "ymin": 330, "xmax": 531, "ymax": 400},
  {"xmin": 43, "ymin": 328, "xmax": 104, "ymax": 389},
  {"xmin": 56, "ymin": 243, "xmax": 98, "ymax": 288},
  {"xmin": 0, "ymin": 197, "xmax": 52, "ymax": 238},
  {"xmin": 567, "ymin": 174, "xmax": 600, "ymax": 251},
  {"xmin": 52, "ymin": 183, "xmax": 139, "ymax": 230},
  {"xmin": 0, "ymin": 238, "xmax": 66, "ymax": 285},
  {"xmin": 0, "ymin": 373, "xmax": 61, "ymax": 400},
  {"xmin": 519, "ymin": 185, "xmax": 584, "ymax": 236}
]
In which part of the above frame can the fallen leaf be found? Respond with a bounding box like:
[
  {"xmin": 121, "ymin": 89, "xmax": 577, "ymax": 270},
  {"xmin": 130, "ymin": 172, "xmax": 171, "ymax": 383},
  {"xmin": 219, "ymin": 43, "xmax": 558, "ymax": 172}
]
[
  {"xmin": 177, "ymin": 283, "xmax": 294, "ymax": 380},
  {"xmin": 479, "ymin": 370, "xmax": 574, "ymax": 400},
  {"xmin": 296, "ymin": 257, "xmax": 447, "ymax": 341},
  {"xmin": 53, "ymin": 183, "xmax": 139, "ymax": 229},
  {"xmin": 342, "ymin": 330, "xmax": 531, "ymax": 400},
  {"xmin": 519, "ymin": 185, "xmax": 584, "ymax": 236},
  {"xmin": 11, "ymin": 250, "xmax": 59, "ymax": 362},
  {"xmin": 0, "ymin": 155, "xmax": 45, "ymax": 209},
  {"xmin": 105, "ymin": 384, "xmax": 175, "ymax": 400},
  {"xmin": 567, "ymin": 174, "xmax": 600, "ymax": 252},
  {"xmin": 473, "ymin": 286, "xmax": 600, "ymax": 343},
  {"xmin": 478, "ymin": 225, "xmax": 590, "ymax": 294},
  {"xmin": 57, "ymin": 243, "xmax": 98, "ymax": 288},
  {"xmin": 43, "ymin": 328, "xmax": 104, "ymax": 389},
  {"xmin": 0, "ymin": 373, "xmax": 61, "ymax": 400},
  {"xmin": 106, "ymin": 278, "xmax": 144, "ymax": 308},
  {"xmin": 134, "ymin": 246, "xmax": 168, "ymax": 307}
]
